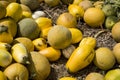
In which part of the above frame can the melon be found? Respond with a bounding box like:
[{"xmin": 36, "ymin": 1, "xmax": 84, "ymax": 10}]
[
  {"xmin": 112, "ymin": 21, "xmax": 120, "ymax": 42},
  {"xmin": 17, "ymin": 18, "xmax": 40, "ymax": 40},
  {"xmin": 47, "ymin": 25, "xmax": 72, "ymax": 49},
  {"xmin": 4, "ymin": 63, "xmax": 29, "ymax": 80},
  {"xmin": 27, "ymin": 51, "xmax": 51, "ymax": 80},
  {"xmin": 0, "ymin": 17, "xmax": 17, "ymax": 37},
  {"xmin": 0, "ymin": 1, "xmax": 9, "ymax": 8},
  {"xmin": 0, "ymin": 3, "xmax": 6, "ymax": 19},
  {"xmin": 12, "ymin": 37, "xmax": 34, "ymax": 52},
  {"xmin": 104, "ymin": 69, "xmax": 120, "ymax": 80},
  {"xmin": 0, "ymin": 71, "xmax": 7, "ymax": 80},
  {"xmin": 85, "ymin": 72, "xmax": 104, "ymax": 80},
  {"xmin": 20, "ymin": 4, "xmax": 31, "ymax": 13},
  {"xmin": 6, "ymin": 2, "xmax": 22, "ymax": 22},
  {"xmin": 93, "ymin": 47, "xmax": 115, "ymax": 70},
  {"xmin": 20, "ymin": 0, "xmax": 39, "ymax": 10},
  {"xmin": 56, "ymin": 12, "xmax": 77, "ymax": 28}
]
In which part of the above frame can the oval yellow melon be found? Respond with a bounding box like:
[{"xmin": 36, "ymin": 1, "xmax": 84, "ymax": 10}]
[
  {"xmin": 0, "ymin": 17, "xmax": 17, "ymax": 37},
  {"xmin": 21, "ymin": 11, "xmax": 32, "ymax": 19},
  {"xmin": 35, "ymin": 17, "xmax": 52, "ymax": 31},
  {"xmin": 20, "ymin": 4, "xmax": 32, "ymax": 19},
  {"xmin": 68, "ymin": 4, "xmax": 84, "ymax": 18},
  {"xmin": 69, "ymin": 28, "xmax": 83, "ymax": 44},
  {"xmin": 40, "ymin": 27, "xmax": 52, "ymax": 39},
  {"xmin": 6, "ymin": 2, "xmax": 22, "ymax": 22},
  {"xmin": 0, "ymin": 71, "xmax": 7, "ymax": 80},
  {"xmin": 59, "ymin": 77, "xmax": 76, "ymax": 80},
  {"xmin": 39, "ymin": 46, "xmax": 61, "ymax": 61},
  {"xmin": 47, "ymin": 25, "xmax": 72, "ymax": 49},
  {"xmin": 12, "ymin": 37, "xmax": 34, "ymax": 52},
  {"xmin": 32, "ymin": 38, "xmax": 47, "ymax": 51}
]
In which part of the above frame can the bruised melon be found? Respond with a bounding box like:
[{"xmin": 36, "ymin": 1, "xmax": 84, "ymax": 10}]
[
  {"xmin": 17, "ymin": 18, "xmax": 40, "ymax": 40},
  {"xmin": 0, "ymin": 17, "xmax": 17, "ymax": 37},
  {"xmin": 27, "ymin": 51, "xmax": 51, "ymax": 80}
]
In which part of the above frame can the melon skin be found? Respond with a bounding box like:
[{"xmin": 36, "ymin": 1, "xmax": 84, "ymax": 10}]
[
  {"xmin": 17, "ymin": 18, "xmax": 40, "ymax": 40},
  {"xmin": 20, "ymin": 0, "xmax": 39, "ymax": 10},
  {"xmin": 47, "ymin": 25, "xmax": 72, "ymax": 49},
  {"xmin": 27, "ymin": 51, "xmax": 51, "ymax": 80},
  {"xmin": 112, "ymin": 21, "xmax": 120, "ymax": 42},
  {"xmin": 4, "ymin": 63, "xmax": 29, "ymax": 80},
  {"xmin": 0, "ymin": 17, "xmax": 17, "ymax": 37}
]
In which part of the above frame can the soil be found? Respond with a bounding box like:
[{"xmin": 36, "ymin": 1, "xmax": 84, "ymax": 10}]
[{"xmin": 37, "ymin": 2, "xmax": 117, "ymax": 80}]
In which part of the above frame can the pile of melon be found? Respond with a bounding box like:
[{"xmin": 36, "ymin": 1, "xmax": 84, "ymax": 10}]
[
  {"xmin": 0, "ymin": 0, "xmax": 52, "ymax": 80},
  {"xmin": 0, "ymin": 0, "xmax": 120, "ymax": 80}
]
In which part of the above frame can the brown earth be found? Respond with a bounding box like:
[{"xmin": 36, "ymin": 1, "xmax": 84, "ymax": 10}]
[{"xmin": 37, "ymin": 2, "xmax": 118, "ymax": 80}]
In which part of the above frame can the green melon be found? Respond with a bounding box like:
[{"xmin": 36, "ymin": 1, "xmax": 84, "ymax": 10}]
[
  {"xmin": 17, "ymin": 18, "xmax": 40, "ymax": 40},
  {"xmin": 47, "ymin": 25, "xmax": 72, "ymax": 49}
]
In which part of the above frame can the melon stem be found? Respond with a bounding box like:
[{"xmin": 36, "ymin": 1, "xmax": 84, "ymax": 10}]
[
  {"xmin": 15, "ymin": 76, "xmax": 19, "ymax": 80},
  {"xmin": 94, "ymin": 30, "xmax": 108, "ymax": 38},
  {"xmin": 100, "ymin": 23, "xmax": 103, "ymax": 30},
  {"xmin": 94, "ymin": 23, "xmax": 109, "ymax": 38},
  {"xmin": 23, "ymin": 56, "xmax": 30, "ymax": 64}
]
